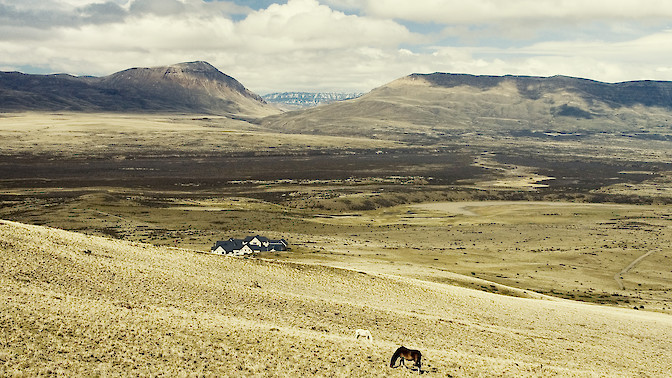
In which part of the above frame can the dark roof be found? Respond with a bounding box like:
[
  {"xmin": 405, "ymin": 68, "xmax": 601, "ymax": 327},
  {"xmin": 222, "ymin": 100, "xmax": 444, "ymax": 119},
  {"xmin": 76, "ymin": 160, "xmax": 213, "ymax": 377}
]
[
  {"xmin": 243, "ymin": 235, "xmax": 270, "ymax": 243},
  {"xmin": 212, "ymin": 236, "xmax": 288, "ymax": 252},
  {"xmin": 212, "ymin": 239, "xmax": 244, "ymax": 252}
]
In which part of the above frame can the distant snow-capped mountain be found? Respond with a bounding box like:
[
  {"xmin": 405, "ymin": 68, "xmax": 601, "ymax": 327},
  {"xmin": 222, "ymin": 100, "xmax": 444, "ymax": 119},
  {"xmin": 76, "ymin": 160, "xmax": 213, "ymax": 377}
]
[{"xmin": 262, "ymin": 92, "xmax": 362, "ymax": 110}]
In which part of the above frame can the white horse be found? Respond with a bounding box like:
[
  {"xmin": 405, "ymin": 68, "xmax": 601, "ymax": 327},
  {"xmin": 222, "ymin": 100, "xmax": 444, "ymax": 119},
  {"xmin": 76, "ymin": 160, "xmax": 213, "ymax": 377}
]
[{"xmin": 355, "ymin": 329, "xmax": 373, "ymax": 341}]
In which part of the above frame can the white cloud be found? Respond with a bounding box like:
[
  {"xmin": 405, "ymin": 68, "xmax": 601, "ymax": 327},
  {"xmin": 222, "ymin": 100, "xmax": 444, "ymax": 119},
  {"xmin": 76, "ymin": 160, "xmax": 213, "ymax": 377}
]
[
  {"xmin": 0, "ymin": 0, "xmax": 250, "ymax": 29},
  {"xmin": 129, "ymin": 0, "xmax": 185, "ymax": 16},
  {"xmin": 358, "ymin": 0, "xmax": 672, "ymax": 24},
  {"xmin": 416, "ymin": 28, "xmax": 672, "ymax": 83},
  {"xmin": 320, "ymin": 0, "xmax": 360, "ymax": 12},
  {"xmin": 236, "ymin": 0, "xmax": 417, "ymax": 51}
]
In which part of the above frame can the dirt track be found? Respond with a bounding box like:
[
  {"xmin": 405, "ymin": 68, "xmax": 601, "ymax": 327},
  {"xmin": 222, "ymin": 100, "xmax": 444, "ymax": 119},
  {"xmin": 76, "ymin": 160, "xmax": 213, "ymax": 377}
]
[{"xmin": 614, "ymin": 249, "xmax": 660, "ymax": 290}]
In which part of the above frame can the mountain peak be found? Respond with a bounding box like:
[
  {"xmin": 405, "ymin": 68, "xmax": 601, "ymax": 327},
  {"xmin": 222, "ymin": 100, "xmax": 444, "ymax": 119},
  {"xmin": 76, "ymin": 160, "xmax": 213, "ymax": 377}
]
[
  {"xmin": 133, "ymin": 61, "xmax": 237, "ymax": 83},
  {"xmin": 100, "ymin": 61, "xmax": 277, "ymax": 116},
  {"xmin": 162, "ymin": 61, "xmax": 224, "ymax": 77},
  {"xmin": 171, "ymin": 60, "xmax": 216, "ymax": 69}
]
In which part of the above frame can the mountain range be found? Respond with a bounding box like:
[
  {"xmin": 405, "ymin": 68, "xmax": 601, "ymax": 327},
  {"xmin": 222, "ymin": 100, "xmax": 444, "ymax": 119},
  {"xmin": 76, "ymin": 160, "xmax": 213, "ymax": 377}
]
[
  {"xmin": 3, "ymin": 62, "xmax": 672, "ymax": 134},
  {"xmin": 260, "ymin": 73, "xmax": 672, "ymax": 139}
]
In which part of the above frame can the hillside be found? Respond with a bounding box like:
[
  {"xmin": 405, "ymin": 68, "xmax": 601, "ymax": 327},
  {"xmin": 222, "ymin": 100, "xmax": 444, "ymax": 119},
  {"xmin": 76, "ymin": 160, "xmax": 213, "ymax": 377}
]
[
  {"xmin": 260, "ymin": 73, "xmax": 672, "ymax": 140},
  {"xmin": 0, "ymin": 62, "xmax": 280, "ymax": 118},
  {"xmin": 2, "ymin": 219, "xmax": 671, "ymax": 376}
]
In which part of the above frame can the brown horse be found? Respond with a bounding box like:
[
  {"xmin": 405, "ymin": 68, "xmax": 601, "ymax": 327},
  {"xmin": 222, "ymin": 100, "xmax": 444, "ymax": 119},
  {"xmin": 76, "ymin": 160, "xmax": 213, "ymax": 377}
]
[{"xmin": 390, "ymin": 346, "xmax": 422, "ymax": 373}]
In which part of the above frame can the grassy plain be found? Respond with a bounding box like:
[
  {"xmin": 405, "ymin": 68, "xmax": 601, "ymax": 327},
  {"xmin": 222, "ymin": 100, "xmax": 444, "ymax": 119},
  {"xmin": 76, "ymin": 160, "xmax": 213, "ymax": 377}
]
[
  {"xmin": 1, "ymin": 112, "xmax": 672, "ymax": 375},
  {"xmin": 0, "ymin": 112, "xmax": 401, "ymax": 158}
]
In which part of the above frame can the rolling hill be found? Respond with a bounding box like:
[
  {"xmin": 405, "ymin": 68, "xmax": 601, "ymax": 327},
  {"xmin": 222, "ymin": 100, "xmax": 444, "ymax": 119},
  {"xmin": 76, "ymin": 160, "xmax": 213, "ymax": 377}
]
[
  {"xmin": 0, "ymin": 61, "xmax": 280, "ymax": 118},
  {"xmin": 1, "ymin": 219, "xmax": 671, "ymax": 376},
  {"xmin": 260, "ymin": 73, "xmax": 672, "ymax": 139}
]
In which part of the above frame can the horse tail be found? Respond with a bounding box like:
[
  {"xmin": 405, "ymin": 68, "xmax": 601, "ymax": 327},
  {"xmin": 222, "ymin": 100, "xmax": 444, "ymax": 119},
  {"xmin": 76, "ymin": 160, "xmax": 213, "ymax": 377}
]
[{"xmin": 416, "ymin": 351, "xmax": 422, "ymax": 369}]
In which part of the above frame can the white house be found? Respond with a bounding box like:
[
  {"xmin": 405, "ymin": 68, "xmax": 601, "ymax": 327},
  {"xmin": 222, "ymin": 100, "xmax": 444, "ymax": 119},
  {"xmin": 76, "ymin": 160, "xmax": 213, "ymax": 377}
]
[{"xmin": 210, "ymin": 235, "xmax": 288, "ymax": 256}]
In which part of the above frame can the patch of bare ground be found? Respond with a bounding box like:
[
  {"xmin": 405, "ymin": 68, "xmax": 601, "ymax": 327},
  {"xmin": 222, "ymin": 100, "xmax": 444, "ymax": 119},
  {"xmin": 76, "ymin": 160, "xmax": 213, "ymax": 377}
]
[{"xmin": 2, "ymin": 219, "xmax": 672, "ymax": 376}]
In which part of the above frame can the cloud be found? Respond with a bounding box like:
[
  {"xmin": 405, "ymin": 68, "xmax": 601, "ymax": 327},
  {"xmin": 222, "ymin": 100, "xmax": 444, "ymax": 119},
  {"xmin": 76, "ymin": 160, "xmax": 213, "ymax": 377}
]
[
  {"xmin": 0, "ymin": 0, "xmax": 126, "ymax": 28},
  {"xmin": 320, "ymin": 0, "xmax": 361, "ymax": 12},
  {"xmin": 0, "ymin": 1, "xmax": 78, "ymax": 28},
  {"xmin": 236, "ymin": 0, "xmax": 417, "ymax": 51},
  {"xmin": 358, "ymin": 0, "xmax": 672, "ymax": 24},
  {"xmin": 0, "ymin": 0, "xmax": 251, "ymax": 29},
  {"xmin": 421, "ymin": 29, "xmax": 672, "ymax": 83},
  {"xmin": 351, "ymin": 0, "xmax": 672, "ymax": 45},
  {"xmin": 79, "ymin": 2, "xmax": 127, "ymax": 24},
  {"xmin": 129, "ymin": 0, "xmax": 186, "ymax": 16}
]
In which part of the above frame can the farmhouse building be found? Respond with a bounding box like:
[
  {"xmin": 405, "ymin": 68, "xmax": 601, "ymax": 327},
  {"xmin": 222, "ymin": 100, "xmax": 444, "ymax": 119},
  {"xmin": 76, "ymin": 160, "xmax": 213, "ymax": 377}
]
[{"xmin": 211, "ymin": 235, "xmax": 288, "ymax": 256}]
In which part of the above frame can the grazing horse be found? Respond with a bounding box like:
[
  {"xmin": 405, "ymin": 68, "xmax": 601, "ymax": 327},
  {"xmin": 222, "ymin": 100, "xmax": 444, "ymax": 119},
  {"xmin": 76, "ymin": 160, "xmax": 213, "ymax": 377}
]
[
  {"xmin": 390, "ymin": 346, "xmax": 422, "ymax": 373},
  {"xmin": 355, "ymin": 329, "xmax": 372, "ymax": 341}
]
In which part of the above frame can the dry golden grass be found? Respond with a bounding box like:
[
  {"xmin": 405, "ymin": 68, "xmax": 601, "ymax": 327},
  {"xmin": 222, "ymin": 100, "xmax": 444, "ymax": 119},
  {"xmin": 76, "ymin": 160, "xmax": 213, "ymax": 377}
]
[
  {"xmin": 0, "ymin": 112, "xmax": 400, "ymax": 158},
  {"xmin": 2, "ymin": 219, "xmax": 672, "ymax": 376}
]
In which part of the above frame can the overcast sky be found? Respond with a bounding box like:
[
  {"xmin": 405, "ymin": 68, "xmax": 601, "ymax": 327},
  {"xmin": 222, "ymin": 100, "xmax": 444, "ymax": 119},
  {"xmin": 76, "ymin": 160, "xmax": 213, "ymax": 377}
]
[{"xmin": 2, "ymin": 0, "xmax": 672, "ymax": 93}]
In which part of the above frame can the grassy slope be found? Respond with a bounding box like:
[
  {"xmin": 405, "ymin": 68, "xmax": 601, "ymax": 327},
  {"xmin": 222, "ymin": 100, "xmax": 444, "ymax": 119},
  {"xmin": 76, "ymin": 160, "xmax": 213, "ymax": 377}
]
[{"xmin": 2, "ymin": 219, "xmax": 672, "ymax": 376}]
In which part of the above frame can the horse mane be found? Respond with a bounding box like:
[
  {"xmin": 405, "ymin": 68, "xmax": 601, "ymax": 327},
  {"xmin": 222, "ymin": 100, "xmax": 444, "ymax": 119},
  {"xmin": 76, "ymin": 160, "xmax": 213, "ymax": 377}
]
[{"xmin": 390, "ymin": 346, "xmax": 406, "ymax": 367}]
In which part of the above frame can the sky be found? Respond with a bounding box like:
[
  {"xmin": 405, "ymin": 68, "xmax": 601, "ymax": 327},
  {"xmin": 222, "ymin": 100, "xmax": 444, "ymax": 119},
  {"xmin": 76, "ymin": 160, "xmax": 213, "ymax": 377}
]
[{"xmin": 1, "ymin": 0, "xmax": 672, "ymax": 94}]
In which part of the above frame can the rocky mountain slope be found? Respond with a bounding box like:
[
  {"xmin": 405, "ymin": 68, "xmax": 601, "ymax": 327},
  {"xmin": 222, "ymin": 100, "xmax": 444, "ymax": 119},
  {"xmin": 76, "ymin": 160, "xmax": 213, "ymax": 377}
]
[
  {"xmin": 261, "ymin": 73, "xmax": 672, "ymax": 139},
  {"xmin": 0, "ymin": 61, "xmax": 280, "ymax": 118},
  {"xmin": 2, "ymin": 219, "xmax": 672, "ymax": 376},
  {"xmin": 262, "ymin": 91, "xmax": 362, "ymax": 110}
]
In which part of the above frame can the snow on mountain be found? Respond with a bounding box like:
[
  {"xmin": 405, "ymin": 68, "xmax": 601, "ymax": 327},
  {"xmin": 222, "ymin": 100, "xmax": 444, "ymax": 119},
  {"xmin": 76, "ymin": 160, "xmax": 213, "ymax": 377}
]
[{"xmin": 262, "ymin": 92, "xmax": 362, "ymax": 110}]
